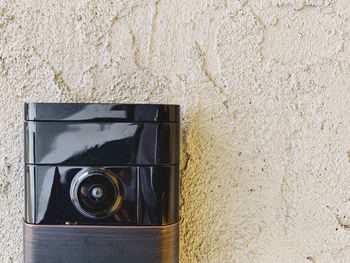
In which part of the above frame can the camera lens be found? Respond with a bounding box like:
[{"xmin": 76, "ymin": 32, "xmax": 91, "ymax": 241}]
[{"xmin": 70, "ymin": 169, "xmax": 122, "ymax": 219}]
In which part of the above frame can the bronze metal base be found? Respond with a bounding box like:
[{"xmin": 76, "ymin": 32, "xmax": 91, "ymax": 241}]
[{"xmin": 23, "ymin": 222, "xmax": 179, "ymax": 263}]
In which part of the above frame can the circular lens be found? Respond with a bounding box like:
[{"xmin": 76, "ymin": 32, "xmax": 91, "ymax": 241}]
[
  {"xmin": 70, "ymin": 169, "xmax": 122, "ymax": 219},
  {"xmin": 78, "ymin": 175, "xmax": 115, "ymax": 213}
]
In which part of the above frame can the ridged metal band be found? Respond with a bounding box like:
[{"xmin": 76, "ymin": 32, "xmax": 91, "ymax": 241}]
[{"xmin": 24, "ymin": 222, "xmax": 179, "ymax": 263}]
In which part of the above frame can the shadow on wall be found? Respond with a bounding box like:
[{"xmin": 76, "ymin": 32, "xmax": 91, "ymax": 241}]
[{"xmin": 179, "ymin": 109, "xmax": 238, "ymax": 262}]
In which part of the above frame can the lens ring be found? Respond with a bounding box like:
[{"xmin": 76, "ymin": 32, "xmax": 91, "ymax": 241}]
[{"xmin": 70, "ymin": 169, "xmax": 123, "ymax": 219}]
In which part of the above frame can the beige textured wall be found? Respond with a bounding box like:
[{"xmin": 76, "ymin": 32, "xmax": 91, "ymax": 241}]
[{"xmin": 1, "ymin": 0, "xmax": 350, "ymax": 262}]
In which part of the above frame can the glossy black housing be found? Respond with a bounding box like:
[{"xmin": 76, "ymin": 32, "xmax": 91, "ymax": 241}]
[{"xmin": 24, "ymin": 103, "xmax": 180, "ymax": 226}]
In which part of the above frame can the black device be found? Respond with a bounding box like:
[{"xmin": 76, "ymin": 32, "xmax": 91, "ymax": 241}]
[{"xmin": 23, "ymin": 103, "xmax": 180, "ymax": 263}]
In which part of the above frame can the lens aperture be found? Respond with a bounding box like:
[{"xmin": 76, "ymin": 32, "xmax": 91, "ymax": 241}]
[{"xmin": 90, "ymin": 185, "xmax": 105, "ymax": 200}]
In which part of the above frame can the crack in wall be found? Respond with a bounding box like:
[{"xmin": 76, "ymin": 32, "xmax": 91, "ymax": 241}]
[
  {"xmin": 128, "ymin": 24, "xmax": 171, "ymax": 89},
  {"xmin": 129, "ymin": 25, "xmax": 142, "ymax": 69},
  {"xmin": 93, "ymin": 2, "xmax": 143, "ymax": 48},
  {"xmin": 194, "ymin": 41, "xmax": 225, "ymax": 95},
  {"xmin": 31, "ymin": 46, "xmax": 79, "ymax": 101},
  {"xmin": 193, "ymin": 41, "xmax": 233, "ymax": 111},
  {"xmin": 245, "ymin": 3, "xmax": 266, "ymax": 64},
  {"xmin": 147, "ymin": 0, "xmax": 160, "ymax": 66},
  {"xmin": 118, "ymin": 2, "xmax": 143, "ymax": 20},
  {"xmin": 279, "ymin": 127, "xmax": 302, "ymax": 233},
  {"xmin": 96, "ymin": 15, "xmax": 119, "ymax": 47},
  {"xmin": 272, "ymin": 1, "xmax": 328, "ymax": 11},
  {"xmin": 53, "ymin": 72, "xmax": 72, "ymax": 97}
]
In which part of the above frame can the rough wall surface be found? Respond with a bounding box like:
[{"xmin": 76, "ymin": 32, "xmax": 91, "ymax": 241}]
[{"xmin": 1, "ymin": 0, "xmax": 350, "ymax": 262}]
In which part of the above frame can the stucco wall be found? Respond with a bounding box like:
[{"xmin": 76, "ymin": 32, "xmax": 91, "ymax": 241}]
[{"xmin": 1, "ymin": 0, "xmax": 350, "ymax": 262}]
